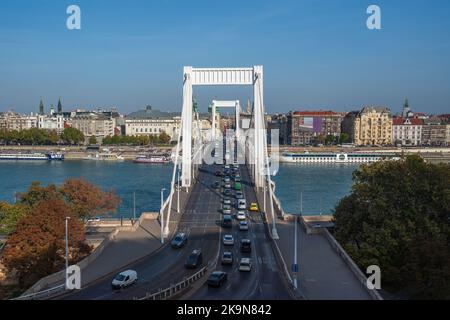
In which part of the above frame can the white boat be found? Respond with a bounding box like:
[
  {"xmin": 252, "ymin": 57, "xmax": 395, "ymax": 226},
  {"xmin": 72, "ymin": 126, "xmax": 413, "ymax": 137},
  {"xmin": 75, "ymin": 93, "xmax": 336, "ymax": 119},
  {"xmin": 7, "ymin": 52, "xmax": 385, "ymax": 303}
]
[
  {"xmin": 279, "ymin": 152, "xmax": 401, "ymax": 164},
  {"xmin": 83, "ymin": 152, "xmax": 124, "ymax": 161},
  {"xmin": 0, "ymin": 152, "xmax": 64, "ymax": 161}
]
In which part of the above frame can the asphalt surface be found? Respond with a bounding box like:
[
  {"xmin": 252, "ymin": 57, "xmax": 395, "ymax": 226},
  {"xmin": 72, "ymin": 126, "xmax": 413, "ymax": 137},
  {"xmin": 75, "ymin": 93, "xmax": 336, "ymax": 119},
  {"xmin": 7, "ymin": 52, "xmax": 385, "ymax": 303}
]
[
  {"xmin": 61, "ymin": 139, "xmax": 291, "ymax": 300},
  {"xmin": 189, "ymin": 144, "xmax": 292, "ymax": 300},
  {"xmin": 62, "ymin": 164, "xmax": 222, "ymax": 300}
]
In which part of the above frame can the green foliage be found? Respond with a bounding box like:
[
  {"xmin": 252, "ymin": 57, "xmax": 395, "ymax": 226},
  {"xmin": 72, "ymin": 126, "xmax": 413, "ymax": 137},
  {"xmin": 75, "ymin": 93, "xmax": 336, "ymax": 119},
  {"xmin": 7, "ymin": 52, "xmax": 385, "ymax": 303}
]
[
  {"xmin": 339, "ymin": 133, "xmax": 350, "ymax": 144},
  {"xmin": 102, "ymin": 133, "xmax": 172, "ymax": 146},
  {"xmin": 60, "ymin": 127, "xmax": 85, "ymax": 145},
  {"xmin": 0, "ymin": 202, "xmax": 28, "ymax": 235},
  {"xmin": 88, "ymin": 135, "xmax": 97, "ymax": 145},
  {"xmin": 333, "ymin": 155, "xmax": 450, "ymax": 299},
  {"xmin": 325, "ymin": 134, "xmax": 337, "ymax": 145},
  {"xmin": 0, "ymin": 128, "xmax": 58, "ymax": 145}
]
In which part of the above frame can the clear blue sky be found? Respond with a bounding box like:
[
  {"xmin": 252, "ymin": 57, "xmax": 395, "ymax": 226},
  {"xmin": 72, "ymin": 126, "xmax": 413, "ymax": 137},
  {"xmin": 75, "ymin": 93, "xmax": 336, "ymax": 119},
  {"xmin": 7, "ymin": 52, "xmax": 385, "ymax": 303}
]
[{"xmin": 1, "ymin": 0, "xmax": 449, "ymax": 115}]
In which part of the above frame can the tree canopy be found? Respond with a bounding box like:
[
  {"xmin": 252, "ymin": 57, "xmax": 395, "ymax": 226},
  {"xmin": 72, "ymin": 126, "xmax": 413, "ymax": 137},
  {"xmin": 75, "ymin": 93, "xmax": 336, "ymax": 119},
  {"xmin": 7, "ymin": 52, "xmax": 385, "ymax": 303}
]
[
  {"xmin": 333, "ymin": 155, "xmax": 450, "ymax": 299},
  {"xmin": 60, "ymin": 127, "xmax": 85, "ymax": 145}
]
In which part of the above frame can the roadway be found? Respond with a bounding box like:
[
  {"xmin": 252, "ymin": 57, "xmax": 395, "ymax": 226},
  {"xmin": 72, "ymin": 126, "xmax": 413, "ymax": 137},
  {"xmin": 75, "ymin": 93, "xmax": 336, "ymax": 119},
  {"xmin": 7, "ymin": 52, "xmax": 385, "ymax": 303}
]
[
  {"xmin": 62, "ymin": 164, "xmax": 222, "ymax": 300},
  {"xmin": 189, "ymin": 150, "xmax": 292, "ymax": 299}
]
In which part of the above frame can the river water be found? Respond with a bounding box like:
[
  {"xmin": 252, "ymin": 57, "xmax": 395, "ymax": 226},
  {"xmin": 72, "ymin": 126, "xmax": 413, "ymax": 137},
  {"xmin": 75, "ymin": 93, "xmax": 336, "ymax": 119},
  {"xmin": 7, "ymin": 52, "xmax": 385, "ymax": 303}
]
[{"xmin": 0, "ymin": 161, "xmax": 359, "ymax": 217}]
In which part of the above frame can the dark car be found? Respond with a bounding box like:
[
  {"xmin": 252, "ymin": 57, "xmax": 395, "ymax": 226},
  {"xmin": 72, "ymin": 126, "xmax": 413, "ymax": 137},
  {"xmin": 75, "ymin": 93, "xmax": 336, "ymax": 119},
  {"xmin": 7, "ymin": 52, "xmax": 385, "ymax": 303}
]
[
  {"xmin": 240, "ymin": 239, "xmax": 252, "ymax": 253},
  {"xmin": 222, "ymin": 215, "xmax": 233, "ymax": 228},
  {"xmin": 212, "ymin": 181, "xmax": 221, "ymax": 189},
  {"xmin": 185, "ymin": 249, "xmax": 203, "ymax": 269},
  {"xmin": 215, "ymin": 171, "xmax": 222, "ymax": 177},
  {"xmin": 207, "ymin": 271, "xmax": 227, "ymax": 287},
  {"xmin": 171, "ymin": 233, "xmax": 188, "ymax": 248},
  {"xmin": 223, "ymin": 189, "xmax": 232, "ymax": 197}
]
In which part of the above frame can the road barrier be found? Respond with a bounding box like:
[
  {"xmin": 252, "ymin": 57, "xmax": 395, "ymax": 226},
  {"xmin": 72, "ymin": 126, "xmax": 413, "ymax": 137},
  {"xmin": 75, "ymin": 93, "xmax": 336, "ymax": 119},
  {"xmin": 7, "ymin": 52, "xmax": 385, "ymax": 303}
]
[
  {"xmin": 11, "ymin": 284, "xmax": 66, "ymax": 300},
  {"xmin": 136, "ymin": 266, "xmax": 208, "ymax": 300}
]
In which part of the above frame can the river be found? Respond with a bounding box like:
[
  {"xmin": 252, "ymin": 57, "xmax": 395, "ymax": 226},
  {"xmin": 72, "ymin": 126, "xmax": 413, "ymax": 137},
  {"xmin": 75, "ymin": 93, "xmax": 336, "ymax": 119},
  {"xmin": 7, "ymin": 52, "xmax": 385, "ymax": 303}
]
[{"xmin": 0, "ymin": 161, "xmax": 359, "ymax": 217}]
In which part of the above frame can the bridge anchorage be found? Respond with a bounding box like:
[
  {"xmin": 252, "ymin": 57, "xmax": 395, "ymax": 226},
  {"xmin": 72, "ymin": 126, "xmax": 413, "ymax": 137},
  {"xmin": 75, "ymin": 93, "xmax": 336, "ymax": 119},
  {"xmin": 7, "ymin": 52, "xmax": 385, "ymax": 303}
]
[{"xmin": 163, "ymin": 66, "xmax": 279, "ymax": 240}]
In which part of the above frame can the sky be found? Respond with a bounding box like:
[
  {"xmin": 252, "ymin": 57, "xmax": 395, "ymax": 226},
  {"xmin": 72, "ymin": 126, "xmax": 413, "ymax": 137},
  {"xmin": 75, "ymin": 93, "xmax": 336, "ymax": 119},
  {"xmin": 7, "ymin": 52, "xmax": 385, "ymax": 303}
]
[{"xmin": 0, "ymin": 0, "xmax": 449, "ymax": 115}]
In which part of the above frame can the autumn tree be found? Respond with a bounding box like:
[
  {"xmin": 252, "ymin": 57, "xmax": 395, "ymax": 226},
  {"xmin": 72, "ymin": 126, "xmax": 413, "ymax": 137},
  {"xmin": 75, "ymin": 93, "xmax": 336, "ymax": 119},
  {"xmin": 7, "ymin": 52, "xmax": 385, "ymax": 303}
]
[
  {"xmin": 1, "ymin": 199, "xmax": 90, "ymax": 288},
  {"xmin": 60, "ymin": 178, "xmax": 121, "ymax": 220}
]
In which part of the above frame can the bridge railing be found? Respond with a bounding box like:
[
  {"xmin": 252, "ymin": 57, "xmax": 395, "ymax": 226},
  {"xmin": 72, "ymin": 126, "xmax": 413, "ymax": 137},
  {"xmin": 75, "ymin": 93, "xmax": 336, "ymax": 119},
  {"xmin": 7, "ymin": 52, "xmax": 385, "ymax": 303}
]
[
  {"xmin": 135, "ymin": 266, "xmax": 208, "ymax": 300},
  {"xmin": 11, "ymin": 284, "xmax": 65, "ymax": 300}
]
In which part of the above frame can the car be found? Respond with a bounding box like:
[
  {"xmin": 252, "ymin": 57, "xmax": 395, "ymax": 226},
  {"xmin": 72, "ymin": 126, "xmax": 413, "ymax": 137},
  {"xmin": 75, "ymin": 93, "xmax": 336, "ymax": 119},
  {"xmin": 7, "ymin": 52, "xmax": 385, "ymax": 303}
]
[
  {"xmin": 215, "ymin": 171, "xmax": 222, "ymax": 177},
  {"xmin": 249, "ymin": 202, "xmax": 259, "ymax": 212},
  {"xmin": 185, "ymin": 249, "xmax": 203, "ymax": 269},
  {"xmin": 234, "ymin": 177, "xmax": 241, "ymax": 183},
  {"xmin": 224, "ymin": 165, "xmax": 230, "ymax": 170},
  {"xmin": 222, "ymin": 215, "xmax": 233, "ymax": 228},
  {"xmin": 238, "ymin": 202, "xmax": 246, "ymax": 210},
  {"xmin": 223, "ymin": 176, "xmax": 231, "ymax": 183},
  {"xmin": 234, "ymin": 182, "xmax": 242, "ymax": 191},
  {"xmin": 223, "ymin": 189, "xmax": 232, "ymax": 197},
  {"xmin": 111, "ymin": 270, "xmax": 138, "ymax": 290},
  {"xmin": 240, "ymin": 239, "xmax": 252, "ymax": 253},
  {"xmin": 224, "ymin": 182, "xmax": 232, "ymax": 189},
  {"xmin": 223, "ymin": 234, "xmax": 234, "ymax": 246},
  {"xmin": 221, "ymin": 251, "xmax": 233, "ymax": 265},
  {"xmin": 222, "ymin": 198, "xmax": 231, "ymax": 205},
  {"xmin": 222, "ymin": 204, "xmax": 232, "ymax": 214},
  {"xmin": 212, "ymin": 181, "xmax": 221, "ymax": 189},
  {"xmin": 207, "ymin": 271, "xmax": 227, "ymax": 287},
  {"xmin": 235, "ymin": 192, "xmax": 244, "ymax": 200},
  {"xmin": 239, "ymin": 258, "xmax": 252, "ymax": 272},
  {"xmin": 171, "ymin": 233, "xmax": 188, "ymax": 248},
  {"xmin": 236, "ymin": 211, "xmax": 246, "ymax": 220},
  {"xmin": 239, "ymin": 221, "xmax": 249, "ymax": 231}
]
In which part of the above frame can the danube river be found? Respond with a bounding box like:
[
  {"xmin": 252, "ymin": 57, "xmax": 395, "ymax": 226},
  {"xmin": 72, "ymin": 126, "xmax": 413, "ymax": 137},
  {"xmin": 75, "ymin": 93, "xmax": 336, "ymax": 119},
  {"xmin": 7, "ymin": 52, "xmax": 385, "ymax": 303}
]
[{"xmin": 0, "ymin": 161, "xmax": 359, "ymax": 217}]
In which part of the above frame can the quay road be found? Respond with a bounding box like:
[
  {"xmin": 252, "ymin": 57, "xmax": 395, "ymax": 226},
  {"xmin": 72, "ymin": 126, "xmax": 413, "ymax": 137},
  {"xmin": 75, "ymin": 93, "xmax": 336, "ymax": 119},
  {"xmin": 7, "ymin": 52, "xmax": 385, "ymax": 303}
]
[
  {"xmin": 62, "ymin": 164, "xmax": 222, "ymax": 300},
  {"xmin": 188, "ymin": 163, "xmax": 292, "ymax": 300}
]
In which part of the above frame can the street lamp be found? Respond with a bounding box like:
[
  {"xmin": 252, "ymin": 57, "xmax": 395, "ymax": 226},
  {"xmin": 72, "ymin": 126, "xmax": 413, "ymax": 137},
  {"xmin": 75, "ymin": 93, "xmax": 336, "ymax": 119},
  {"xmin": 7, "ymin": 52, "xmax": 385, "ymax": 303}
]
[
  {"xmin": 177, "ymin": 165, "xmax": 180, "ymax": 213},
  {"xmin": 160, "ymin": 188, "xmax": 166, "ymax": 244},
  {"xmin": 65, "ymin": 216, "xmax": 71, "ymax": 289}
]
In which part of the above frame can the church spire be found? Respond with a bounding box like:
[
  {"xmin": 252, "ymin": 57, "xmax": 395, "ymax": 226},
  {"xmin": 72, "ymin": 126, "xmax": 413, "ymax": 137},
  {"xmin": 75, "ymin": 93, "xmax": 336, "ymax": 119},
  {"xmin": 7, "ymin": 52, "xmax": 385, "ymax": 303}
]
[
  {"xmin": 39, "ymin": 98, "xmax": 44, "ymax": 115},
  {"xmin": 57, "ymin": 98, "xmax": 62, "ymax": 113}
]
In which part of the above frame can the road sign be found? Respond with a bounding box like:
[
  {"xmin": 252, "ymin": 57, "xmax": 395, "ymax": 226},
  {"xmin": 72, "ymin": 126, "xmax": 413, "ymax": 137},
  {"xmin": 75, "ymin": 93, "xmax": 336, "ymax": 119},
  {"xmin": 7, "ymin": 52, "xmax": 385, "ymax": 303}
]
[{"xmin": 292, "ymin": 264, "xmax": 298, "ymax": 273}]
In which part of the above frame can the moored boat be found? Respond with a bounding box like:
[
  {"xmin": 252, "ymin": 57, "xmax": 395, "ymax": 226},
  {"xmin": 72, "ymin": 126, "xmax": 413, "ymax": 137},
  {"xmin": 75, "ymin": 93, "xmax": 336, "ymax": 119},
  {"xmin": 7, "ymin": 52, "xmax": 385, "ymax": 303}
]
[
  {"xmin": 0, "ymin": 152, "xmax": 65, "ymax": 161},
  {"xmin": 279, "ymin": 152, "xmax": 401, "ymax": 164},
  {"xmin": 133, "ymin": 154, "xmax": 171, "ymax": 164}
]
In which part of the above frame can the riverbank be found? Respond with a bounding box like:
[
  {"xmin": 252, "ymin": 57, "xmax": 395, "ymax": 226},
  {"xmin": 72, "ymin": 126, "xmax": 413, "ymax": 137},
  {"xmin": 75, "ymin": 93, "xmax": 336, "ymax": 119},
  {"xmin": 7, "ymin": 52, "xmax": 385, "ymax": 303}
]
[{"xmin": 0, "ymin": 145, "xmax": 175, "ymax": 160}]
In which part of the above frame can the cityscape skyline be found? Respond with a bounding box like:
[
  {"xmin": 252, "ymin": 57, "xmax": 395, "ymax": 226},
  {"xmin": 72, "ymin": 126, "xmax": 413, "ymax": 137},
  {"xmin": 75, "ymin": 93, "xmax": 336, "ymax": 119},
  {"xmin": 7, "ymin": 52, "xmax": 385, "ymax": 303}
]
[{"xmin": 1, "ymin": 0, "xmax": 450, "ymax": 115}]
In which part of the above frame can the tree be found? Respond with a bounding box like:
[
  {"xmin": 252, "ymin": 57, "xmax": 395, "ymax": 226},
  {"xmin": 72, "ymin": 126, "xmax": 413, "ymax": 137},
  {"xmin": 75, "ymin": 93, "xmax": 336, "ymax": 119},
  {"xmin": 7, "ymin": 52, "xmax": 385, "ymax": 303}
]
[
  {"xmin": 339, "ymin": 133, "xmax": 350, "ymax": 144},
  {"xmin": 61, "ymin": 127, "xmax": 85, "ymax": 145},
  {"xmin": 88, "ymin": 135, "xmax": 97, "ymax": 145},
  {"xmin": 325, "ymin": 134, "xmax": 336, "ymax": 145},
  {"xmin": 333, "ymin": 156, "xmax": 450, "ymax": 299},
  {"xmin": 1, "ymin": 199, "xmax": 90, "ymax": 288},
  {"xmin": 158, "ymin": 132, "xmax": 171, "ymax": 145},
  {"xmin": 0, "ymin": 202, "xmax": 28, "ymax": 235},
  {"xmin": 60, "ymin": 178, "xmax": 121, "ymax": 220}
]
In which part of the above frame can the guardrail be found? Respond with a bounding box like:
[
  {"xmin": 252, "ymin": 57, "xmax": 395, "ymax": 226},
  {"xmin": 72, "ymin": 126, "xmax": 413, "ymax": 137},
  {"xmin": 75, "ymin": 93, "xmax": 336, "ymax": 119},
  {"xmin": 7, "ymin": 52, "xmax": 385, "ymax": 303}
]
[
  {"xmin": 322, "ymin": 228, "xmax": 383, "ymax": 300},
  {"xmin": 11, "ymin": 284, "xmax": 65, "ymax": 300},
  {"xmin": 136, "ymin": 266, "xmax": 208, "ymax": 300}
]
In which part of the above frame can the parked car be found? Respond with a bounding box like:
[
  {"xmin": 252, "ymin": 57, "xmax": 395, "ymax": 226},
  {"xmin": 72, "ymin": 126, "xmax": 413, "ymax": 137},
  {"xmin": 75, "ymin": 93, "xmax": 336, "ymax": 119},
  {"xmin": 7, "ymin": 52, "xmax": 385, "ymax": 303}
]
[
  {"xmin": 171, "ymin": 233, "xmax": 188, "ymax": 248},
  {"xmin": 185, "ymin": 249, "xmax": 203, "ymax": 269},
  {"xmin": 207, "ymin": 271, "xmax": 227, "ymax": 287},
  {"xmin": 221, "ymin": 251, "xmax": 233, "ymax": 265},
  {"xmin": 239, "ymin": 258, "xmax": 252, "ymax": 272},
  {"xmin": 239, "ymin": 221, "xmax": 249, "ymax": 231},
  {"xmin": 111, "ymin": 270, "xmax": 138, "ymax": 290},
  {"xmin": 240, "ymin": 239, "xmax": 252, "ymax": 253},
  {"xmin": 223, "ymin": 234, "xmax": 235, "ymax": 246}
]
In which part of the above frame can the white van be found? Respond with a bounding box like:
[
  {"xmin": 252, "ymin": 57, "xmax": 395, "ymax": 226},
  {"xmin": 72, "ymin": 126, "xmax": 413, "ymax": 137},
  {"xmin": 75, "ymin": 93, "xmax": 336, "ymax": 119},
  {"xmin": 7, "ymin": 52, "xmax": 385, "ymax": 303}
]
[{"xmin": 111, "ymin": 270, "xmax": 138, "ymax": 290}]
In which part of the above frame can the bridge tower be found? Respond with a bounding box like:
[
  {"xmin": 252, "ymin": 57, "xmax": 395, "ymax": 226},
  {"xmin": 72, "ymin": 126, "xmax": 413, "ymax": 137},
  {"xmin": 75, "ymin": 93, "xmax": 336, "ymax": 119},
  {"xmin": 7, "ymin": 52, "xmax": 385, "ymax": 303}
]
[{"xmin": 179, "ymin": 66, "xmax": 266, "ymax": 188}]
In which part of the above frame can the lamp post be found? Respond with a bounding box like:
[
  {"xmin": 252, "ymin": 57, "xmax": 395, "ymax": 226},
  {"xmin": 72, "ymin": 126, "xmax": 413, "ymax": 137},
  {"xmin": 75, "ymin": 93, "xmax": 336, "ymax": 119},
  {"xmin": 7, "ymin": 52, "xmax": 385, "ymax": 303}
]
[
  {"xmin": 293, "ymin": 192, "xmax": 303, "ymax": 290},
  {"xmin": 65, "ymin": 216, "xmax": 71, "ymax": 289},
  {"xmin": 160, "ymin": 188, "xmax": 166, "ymax": 244},
  {"xmin": 133, "ymin": 191, "xmax": 136, "ymax": 221},
  {"xmin": 177, "ymin": 165, "xmax": 180, "ymax": 213}
]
